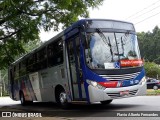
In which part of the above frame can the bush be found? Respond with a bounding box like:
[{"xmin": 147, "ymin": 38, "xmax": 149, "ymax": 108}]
[{"xmin": 144, "ymin": 62, "xmax": 160, "ymax": 79}]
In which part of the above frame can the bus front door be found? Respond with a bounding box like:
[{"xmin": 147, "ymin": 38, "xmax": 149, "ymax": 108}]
[{"xmin": 67, "ymin": 36, "xmax": 86, "ymax": 101}]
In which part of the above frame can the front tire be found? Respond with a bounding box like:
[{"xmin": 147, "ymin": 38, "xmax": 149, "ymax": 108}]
[{"xmin": 100, "ymin": 100, "xmax": 113, "ymax": 105}]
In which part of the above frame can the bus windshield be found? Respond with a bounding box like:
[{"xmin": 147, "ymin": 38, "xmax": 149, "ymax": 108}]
[{"xmin": 85, "ymin": 31, "xmax": 142, "ymax": 69}]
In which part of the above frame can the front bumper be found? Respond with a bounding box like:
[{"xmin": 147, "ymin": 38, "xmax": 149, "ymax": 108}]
[{"xmin": 88, "ymin": 82, "xmax": 146, "ymax": 103}]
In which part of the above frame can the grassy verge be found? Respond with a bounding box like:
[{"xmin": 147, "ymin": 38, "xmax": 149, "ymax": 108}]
[{"xmin": 146, "ymin": 89, "xmax": 160, "ymax": 96}]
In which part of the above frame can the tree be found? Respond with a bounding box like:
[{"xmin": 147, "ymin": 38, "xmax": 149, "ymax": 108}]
[
  {"xmin": 153, "ymin": 57, "xmax": 160, "ymax": 64},
  {"xmin": 0, "ymin": 0, "xmax": 104, "ymax": 69},
  {"xmin": 0, "ymin": 69, "xmax": 8, "ymax": 96},
  {"xmin": 1, "ymin": 39, "xmax": 42, "ymax": 96},
  {"xmin": 138, "ymin": 26, "xmax": 160, "ymax": 63},
  {"xmin": 144, "ymin": 62, "xmax": 160, "ymax": 79}
]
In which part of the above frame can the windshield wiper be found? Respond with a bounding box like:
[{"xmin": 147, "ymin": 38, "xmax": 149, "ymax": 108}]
[
  {"xmin": 96, "ymin": 28, "xmax": 109, "ymax": 45},
  {"xmin": 96, "ymin": 28, "xmax": 114, "ymax": 61},
  {"xmin": 108, "ymin": 36, "xmax": 114, "ymax": 61},
  {"xmin": 114, "ymin": 36, "xmax": 126, "ymax": 59},
  {"xmin": 120, "ymin": 37, "xmax": 124, "ymax": 56}
]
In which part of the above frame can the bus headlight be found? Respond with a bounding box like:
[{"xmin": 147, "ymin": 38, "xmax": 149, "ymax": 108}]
[
  {"xmin": 86, "ymin": 80, "xmax": 106, "ymax": 90},
  {"xmin": 139, "ymin": 77, "xmax": 146, "ymax": 85}
]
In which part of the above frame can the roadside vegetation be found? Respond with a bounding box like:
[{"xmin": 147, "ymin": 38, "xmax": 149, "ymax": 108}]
[
  {"xmin": 144, "ymin": 62, "xmax": 160, "ymax": 79},
  {"xmin": 146, "ymin": 89, "xmax": 160, "ymax": 96}
]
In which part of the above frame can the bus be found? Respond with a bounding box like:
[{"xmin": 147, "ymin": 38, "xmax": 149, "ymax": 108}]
[{"xmin": 8, "ymin": 19, "xmax": 146, "ymax": 107}]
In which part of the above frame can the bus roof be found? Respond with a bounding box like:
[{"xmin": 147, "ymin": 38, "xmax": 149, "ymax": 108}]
[{"xmin": 64, "ymin": 18, "xmax": 134, "ymax": 33}]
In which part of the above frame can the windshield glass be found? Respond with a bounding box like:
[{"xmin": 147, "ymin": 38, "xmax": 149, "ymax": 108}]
[{"xmin": 84, "ymin": 31, "xmax": 142, "ymax": 69}]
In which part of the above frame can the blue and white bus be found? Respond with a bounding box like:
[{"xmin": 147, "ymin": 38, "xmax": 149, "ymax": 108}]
[{"xmin": 8, "ymin": 19, "xmax": 146, "ymax": 107}]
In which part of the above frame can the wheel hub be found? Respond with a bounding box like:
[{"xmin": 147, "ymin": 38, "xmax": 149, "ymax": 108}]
[
  {"xmin": 59, "ymin": 92, "xmax": 67, "ymax": 104},
  {"xmin": 20, "ymin": 94, "xmax": 24, "ymax": 103}
]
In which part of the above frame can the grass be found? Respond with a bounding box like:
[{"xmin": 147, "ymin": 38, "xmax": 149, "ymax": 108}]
[{"xmin": 146, "ymin": 89, "xmax": 160, "ymax": 96}]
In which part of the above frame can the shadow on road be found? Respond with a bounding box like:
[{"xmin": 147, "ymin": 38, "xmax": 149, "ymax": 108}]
[
  {"xmin": 25, "ymin": 101, "xmax": 141, "ymax": 110},
  {"xmin": 10, "ymin": 102, "xmax": 144, "ymax": 117}
]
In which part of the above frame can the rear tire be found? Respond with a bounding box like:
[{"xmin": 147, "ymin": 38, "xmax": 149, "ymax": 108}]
[
  {"xmin": 100, "ymin": 100, "xmax": 113, "ymax": 105},
  {"xmin": 20, "ymin": 92, "xmax": 33, "ymax": 106},
  {"xmin": 20, "ymin": 92, "xmax": 27, "ymax": 106}
]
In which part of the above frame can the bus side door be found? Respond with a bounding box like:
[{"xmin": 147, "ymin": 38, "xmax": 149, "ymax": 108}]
[{"xmin": 67, "ymin": 36, "xmax": 86, "ymax": 100}]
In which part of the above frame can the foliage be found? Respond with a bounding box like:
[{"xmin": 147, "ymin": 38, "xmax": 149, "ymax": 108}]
[
  {"xmin": 0, "ymin": 0, "xmax": 103, "ymax": 69},
  {"xmin": 138, "ymin": 26, "xmax": 160, "ymax": 64},
  {"xmin": 146, "ymin": 89, "xmax": 160, "ymax": 96},
  {"xmin": 144, "ymin": 62, "xmax": 160, "ymax": 78},
  {"xmin": 0, "ymin": 39, "xmax": 41, "ymax": 96},
  {"xmin": 138, "ymin": 26, "xmax": 160, "ymax": 78},
  {"xmin": 2, "ymin": 90, "xmax": 9, "ymax": 97}
]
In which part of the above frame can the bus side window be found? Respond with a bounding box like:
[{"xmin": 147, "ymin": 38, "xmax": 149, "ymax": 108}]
[
  {"xmin": 47, "ymin": 39, "xmax": 63, "ymax": 67},
  {"xmin": 19, "ymin": 60, "xmax": 26, "ymax": 76},
  {"xmin": 13, "ymin": 66, "xmax": 16, "ymax": 80},
  {"xmin": 15, "ymin": 64, "xmax": 19, "ymax": 79},
  {"xmin": 57, "ymin": 40, "xmax": 63, "ymax": 64},
  {"xmin": 27, "ymin": 55, "xmax": 34, "ymax": 73},
  {"xmin": 37, "ymin": 48, "xmax": 47, "ymax": 70},
  {"xmin": 48, "ymin": 42, "xmax": 55, "ymax": 66},
  {"xmin": 33, "ymin": 53, "xmax": 37, "ymax": 71}
]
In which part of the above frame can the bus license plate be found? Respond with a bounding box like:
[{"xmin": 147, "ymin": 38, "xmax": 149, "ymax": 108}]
[{"xmin": 120, "ymin": 90, "xmax": 129, "ymax": 96}]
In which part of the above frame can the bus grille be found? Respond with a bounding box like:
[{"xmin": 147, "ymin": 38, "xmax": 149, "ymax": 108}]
[
  {"xmin": 107, "ymin": 89, "xmax": 138, "ymax": 98},
  {"xmin": 99, "ymin": 72, "xmax": 140, "ymax": 81}
]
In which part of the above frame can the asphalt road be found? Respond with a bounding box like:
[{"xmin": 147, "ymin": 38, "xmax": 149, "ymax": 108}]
[{"xmin": 0, "ymin": 96, "xmax": 160, "ymax": 120}]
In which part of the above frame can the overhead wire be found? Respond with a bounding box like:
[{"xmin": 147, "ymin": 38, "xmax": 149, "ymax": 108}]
[
  {"xmin": 129, "ymin": 4, "xmax": 160, "ymax": 21},
  {"xmin": 135, "ymin": 11, "xmax": 160, "ymax": 25},
  {"xmin": 124, "ymin": 0, "xmax": 160, "ymax": 29},
  {"xmin": 126, "ymin": 0, "xmax": 160, "ymax": 20}
]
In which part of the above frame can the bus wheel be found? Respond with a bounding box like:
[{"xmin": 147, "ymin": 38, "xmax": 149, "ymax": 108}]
[
  {"xmin": 100, "ymin": 100, "xmax": 113, "ymax": 105},
  {"xmin": 20, "ymin": 92, "xmax": 27, "ymax": 106},
  {"xmin": 57, "ymin": 90, "xmax": 69, "ymax": 109},
  {"xmin": 20, "ymin": 92, "xmax": 33, "ymax": 106}
]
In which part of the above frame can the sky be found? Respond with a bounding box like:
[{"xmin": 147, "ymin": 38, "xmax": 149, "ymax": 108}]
[{"xmin": 40, "ymin": 0, "xmax": 160, "ymax": 41}]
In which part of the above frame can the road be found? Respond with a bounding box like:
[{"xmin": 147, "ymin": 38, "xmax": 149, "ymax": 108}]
[{"xmin": 0, "ymin": 96, "xmax": 160, "ymax": 120}]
